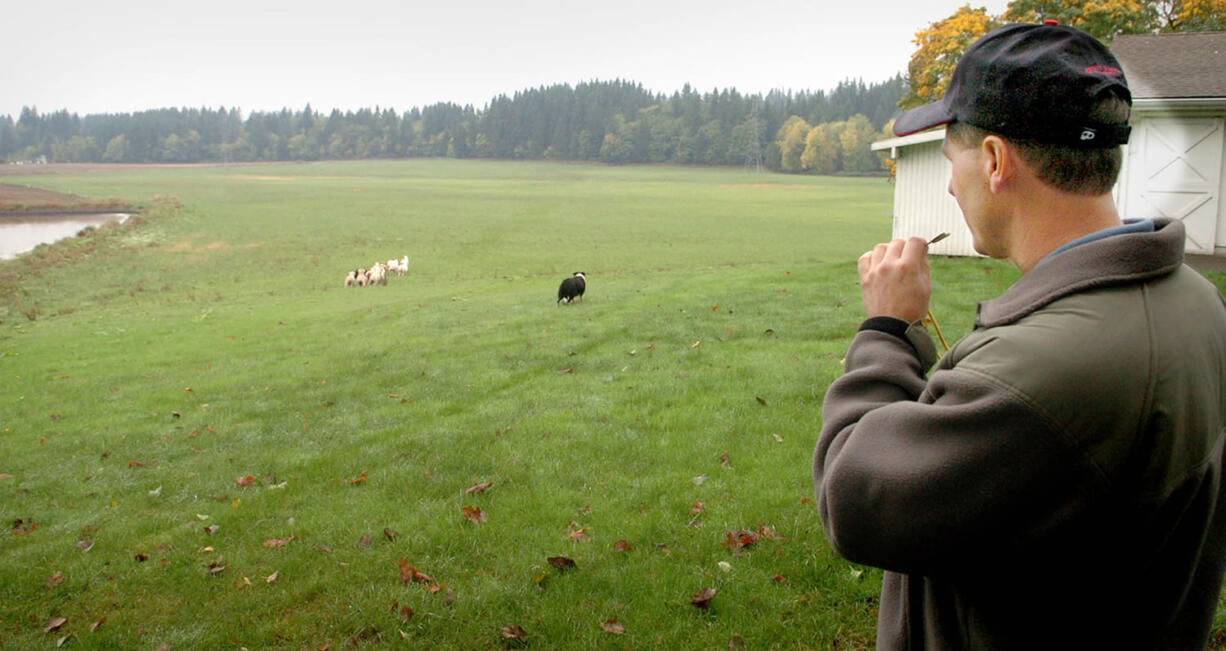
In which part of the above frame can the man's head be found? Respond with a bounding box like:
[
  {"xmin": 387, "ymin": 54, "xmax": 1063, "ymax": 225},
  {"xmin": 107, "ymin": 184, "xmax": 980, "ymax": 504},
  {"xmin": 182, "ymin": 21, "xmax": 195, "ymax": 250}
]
[{"xmin": 896, "ymin": 22, "xmax": 1132, "ymax": 195}]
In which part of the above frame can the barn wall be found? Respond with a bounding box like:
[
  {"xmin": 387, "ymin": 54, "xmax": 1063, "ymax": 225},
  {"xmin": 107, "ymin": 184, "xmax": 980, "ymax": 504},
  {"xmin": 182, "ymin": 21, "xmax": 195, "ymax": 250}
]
[
  {"xmin": 1118, "ymin": 112, "xmax": 1226, "ymax": 255},
  {"xmin": 889, "ymin": 139, "xmax": 977, "ymax": 257}
]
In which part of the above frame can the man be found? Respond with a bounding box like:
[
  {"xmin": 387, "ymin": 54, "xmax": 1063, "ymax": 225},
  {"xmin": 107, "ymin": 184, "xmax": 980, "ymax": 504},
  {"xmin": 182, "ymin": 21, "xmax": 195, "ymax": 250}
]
[{"xmin": 813, "ymin": 22, "xmax": 1226, "ymax": 650}]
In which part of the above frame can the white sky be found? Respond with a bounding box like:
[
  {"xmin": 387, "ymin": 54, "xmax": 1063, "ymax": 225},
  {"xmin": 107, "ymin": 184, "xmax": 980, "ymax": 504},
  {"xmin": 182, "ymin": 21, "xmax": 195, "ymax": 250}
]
[{"xmin": 2, "ymin": 0, "xmax": 1010, "ymax": 119}]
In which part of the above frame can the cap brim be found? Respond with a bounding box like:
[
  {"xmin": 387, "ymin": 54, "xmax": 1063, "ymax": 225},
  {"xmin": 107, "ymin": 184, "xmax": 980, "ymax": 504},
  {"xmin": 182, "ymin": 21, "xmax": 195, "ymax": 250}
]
[{"xmin": 893, "ymin": 100, "xmax": 954, "ymax": 137}]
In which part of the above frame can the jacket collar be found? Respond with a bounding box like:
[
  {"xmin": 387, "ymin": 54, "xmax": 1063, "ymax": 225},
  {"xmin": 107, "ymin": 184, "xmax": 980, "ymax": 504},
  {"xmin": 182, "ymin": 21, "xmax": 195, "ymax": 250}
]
[{"xmin": 975, "ymin": 218, "xmax": 1186, "ymax": 329}]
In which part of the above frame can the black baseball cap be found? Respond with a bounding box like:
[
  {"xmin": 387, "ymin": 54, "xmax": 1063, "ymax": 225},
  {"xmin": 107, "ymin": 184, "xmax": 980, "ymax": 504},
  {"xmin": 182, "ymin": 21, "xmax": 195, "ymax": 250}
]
[{"xmin": 894, "ymin": 22, "xmax": 1132, "ymax": 148}]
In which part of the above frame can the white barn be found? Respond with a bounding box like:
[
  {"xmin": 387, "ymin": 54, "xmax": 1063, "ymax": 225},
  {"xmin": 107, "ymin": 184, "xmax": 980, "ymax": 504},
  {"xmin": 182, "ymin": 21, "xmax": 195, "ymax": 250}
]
[{"xmin": 872, "ymin": 31, "xmax": 1226, "ymax": 260}]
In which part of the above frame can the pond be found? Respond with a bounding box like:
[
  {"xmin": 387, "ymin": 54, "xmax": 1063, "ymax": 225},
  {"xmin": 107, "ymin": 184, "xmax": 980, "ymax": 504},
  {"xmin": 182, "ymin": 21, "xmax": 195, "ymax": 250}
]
[{"xmin": 0, "ymin": 213, "xmax": 131, "ymax": 260}]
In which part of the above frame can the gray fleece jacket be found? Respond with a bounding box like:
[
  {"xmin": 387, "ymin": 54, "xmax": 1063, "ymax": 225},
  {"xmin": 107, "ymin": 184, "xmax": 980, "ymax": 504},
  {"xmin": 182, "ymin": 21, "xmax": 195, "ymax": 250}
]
[{"xmin": 814, "ymin": 218, "xmax": 1226, "ymax": 649}]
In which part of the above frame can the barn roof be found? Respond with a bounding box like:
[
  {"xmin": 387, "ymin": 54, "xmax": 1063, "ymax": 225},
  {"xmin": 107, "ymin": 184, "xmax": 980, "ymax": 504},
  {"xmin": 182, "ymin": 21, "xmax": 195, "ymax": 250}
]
[{"xmin": 1111, "ymin": 31, "xmax": 1226, "ymax": 100}]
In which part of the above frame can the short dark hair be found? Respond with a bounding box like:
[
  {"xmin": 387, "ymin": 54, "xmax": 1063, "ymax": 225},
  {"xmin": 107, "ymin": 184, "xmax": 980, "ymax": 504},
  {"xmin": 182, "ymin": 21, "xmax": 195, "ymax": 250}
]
[{"xmin": 945, "ymin": 94, "xmax": 1130, "ymax": 196}]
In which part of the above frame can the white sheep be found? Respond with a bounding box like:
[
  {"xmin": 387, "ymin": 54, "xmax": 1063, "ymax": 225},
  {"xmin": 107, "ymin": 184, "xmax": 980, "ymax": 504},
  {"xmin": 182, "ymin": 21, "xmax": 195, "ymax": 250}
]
[{"xmin": 344, "ymin": 270, "xmax": 357, "ymax": 287}]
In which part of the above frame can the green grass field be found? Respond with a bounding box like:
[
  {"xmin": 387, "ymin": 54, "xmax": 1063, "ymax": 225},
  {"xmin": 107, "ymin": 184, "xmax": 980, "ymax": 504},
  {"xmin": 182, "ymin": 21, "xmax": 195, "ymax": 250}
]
[{"xmin": 1, "ymin": 160, "xmax": 1222, "ymax": 648}]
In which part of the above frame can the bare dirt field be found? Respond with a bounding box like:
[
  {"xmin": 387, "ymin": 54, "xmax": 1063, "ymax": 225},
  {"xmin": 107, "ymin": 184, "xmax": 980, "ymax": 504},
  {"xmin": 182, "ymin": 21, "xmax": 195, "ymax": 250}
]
[{"xmin": 0, "ymin": 183, "xmax": 86, "ymax": 204}]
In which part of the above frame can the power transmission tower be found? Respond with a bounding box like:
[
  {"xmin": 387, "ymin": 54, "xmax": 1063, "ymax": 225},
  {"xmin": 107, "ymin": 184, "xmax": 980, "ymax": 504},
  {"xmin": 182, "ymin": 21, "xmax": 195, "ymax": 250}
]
[{"xmin": 744, "ymin": 97, "xmax": 764, "ymax": 173}]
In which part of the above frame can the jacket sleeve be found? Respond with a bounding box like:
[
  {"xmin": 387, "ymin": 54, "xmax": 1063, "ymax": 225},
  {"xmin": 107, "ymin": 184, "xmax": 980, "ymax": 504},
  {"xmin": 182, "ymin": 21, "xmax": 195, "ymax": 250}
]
[{"xmin": 813, "ymin": 329, "xmax": 1108, "ymax": 577}]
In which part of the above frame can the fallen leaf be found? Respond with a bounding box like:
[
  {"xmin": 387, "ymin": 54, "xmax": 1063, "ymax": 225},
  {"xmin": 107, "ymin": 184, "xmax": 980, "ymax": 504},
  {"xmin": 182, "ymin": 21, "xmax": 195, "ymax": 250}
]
[
  {"xmin": 721, "ymin": 529, "xmax": 760, "ymax": 552},
  {"xmin": 75, "ymin": 540, "xmax": 94, "ymax": 552},
  {"xmin": 568, "ymin": 526, "xmax": 591, "ymax": 542},
  {"xmin": 601, "ymin": 619, "xmax": 625, "ymax": 635},
  {"xmin": 203, "ymin": 525, "xmax": 219, "ymax": 535},
  {"xmin": 134, "ymin": 553, "xmax": 150, "ymax": 562},
  {"xmin": 771, "ymin": 574, "xmax": 788, "ymax": 583},
  {"xmin": 712, "ymin": 305, "xmax": 719, "ymax": 311},
  {"xmin": 773, "ymin": 433, "xmax": 784, "ymax": 443},
  {"xmin": 171, "ymin": 411, "xmax": 181, "ymax": 419},
  {"xmin": 207, "ymin": 561, "xmax": 225, "ymax": 575},
  {"xmin": 128, "ymin": 460, "xmax": 147, "ymax": 468},
  {"xmin": 399, "ymin": 605, "xmax": 414, "ymax": 622},
  {"xmin": 719, "ymin": 451, "xmax": 731, "ymax": 468},
  {"xmin": 691, "ymin": 340, "xmax": 701, "ymax": 348},
  {"xmin": 383, "ymin": 528, "xmax": 397, "ymax": 541},
  {"xmin": 266, "ymin": 570, "xmax": 279, "ymax": 583},
  {"xmin": 89, "ymin": 617, "xmax": 105, "ymax": 632},
  {"xmin": 235, "ymin": 475, "xmax": 255, "ymax": 487},
  {"xmin": 718, "ymin": 561, "xmax": 732, "ymax": 572},
  {"xmin": 755, "ymin": 396, "xmax": 767, "ymax": 406},
  {"xmin": 43, "ymin": 618, "xmax": 67, "ymax": 634},
  {"xmin": 0, "ymin": 473, "xmax": 12, "ymax": 480},
  {"xmin": 613, "ymin": 539, "xmax": 632, "ymax": 552},
  {"xmin": 556, "ymin": 368, "xmax": 574, "ymax": 374},
  {"xmin": 46, "ymin": 571, "xmax": 65, "ymax": 587},
  {"xmin": 465, "ymin": 481, "xmax": 494, "ymax": 495},
  {"xmin": 262, "ymin": 537, "xmax": 292, "ymax": 548},
  {"xmin": 690, "ymin": 501, "xmax": 705, "ymax": 515},
  {"xmin": 348, "ymin": 472, "xmax": 367, "ymax": 485},
  {"xmin": 691, "ymin": 587, "xmax": 717, "ymax": 610},
  {"xmin": 461, "ymin": 506, "xmax": 486, "ymax": 524},
  {"xmin": 359, "ymin": 534, "xmax": 372, "ymax": 548},
  {"xmin": 398, "ymin": 558, "xmax": 434, "ymax": 584},
  {"xmin": 547, "ymin": 556, "xmax": 576, "ymax": 570},
  {"xmin": 501, "ymin": 625, "xmax": 528, "ymax": 641}
]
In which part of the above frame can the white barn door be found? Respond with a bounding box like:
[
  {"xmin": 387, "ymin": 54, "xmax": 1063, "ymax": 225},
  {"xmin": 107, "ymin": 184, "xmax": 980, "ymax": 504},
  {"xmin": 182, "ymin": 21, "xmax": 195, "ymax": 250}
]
[{"xmin": 1123, "ymin": 117, "xmax": 1223, "ymax": 254}]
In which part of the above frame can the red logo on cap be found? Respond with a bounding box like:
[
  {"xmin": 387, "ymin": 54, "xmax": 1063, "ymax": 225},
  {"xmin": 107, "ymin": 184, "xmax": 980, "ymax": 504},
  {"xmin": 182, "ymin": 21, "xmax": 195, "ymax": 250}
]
[{"xmin": 1086, "ymin": 65, "xmax": 1123, "ymax": 76}]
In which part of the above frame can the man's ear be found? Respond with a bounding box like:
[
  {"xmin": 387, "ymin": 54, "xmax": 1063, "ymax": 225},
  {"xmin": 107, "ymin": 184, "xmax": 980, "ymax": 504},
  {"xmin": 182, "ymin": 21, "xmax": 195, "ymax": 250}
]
[{"xmin": 981, "ymin": 135, "xmax": 1014, "ymax": 193}]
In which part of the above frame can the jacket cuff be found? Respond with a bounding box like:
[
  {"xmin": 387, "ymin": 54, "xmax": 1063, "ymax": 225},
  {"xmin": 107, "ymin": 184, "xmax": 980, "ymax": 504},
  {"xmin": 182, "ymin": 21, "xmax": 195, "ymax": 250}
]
[{"xmin": 858, "ymin": 317, "xmax": 939, "ymax": 370}]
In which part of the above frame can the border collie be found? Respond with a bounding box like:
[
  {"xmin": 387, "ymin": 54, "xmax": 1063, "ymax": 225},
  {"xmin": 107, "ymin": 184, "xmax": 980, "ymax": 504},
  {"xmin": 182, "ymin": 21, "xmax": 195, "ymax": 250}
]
[{"xmin": 557, "ymin": 272, "xmax": 586, "ymax": 305}]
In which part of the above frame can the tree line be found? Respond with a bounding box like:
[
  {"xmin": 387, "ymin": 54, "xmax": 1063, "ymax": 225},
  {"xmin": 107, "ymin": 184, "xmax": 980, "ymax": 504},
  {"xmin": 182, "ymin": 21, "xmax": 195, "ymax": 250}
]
[{"xmin": 0, "ymin": 78, "xmax": 905, "ymax": 174}]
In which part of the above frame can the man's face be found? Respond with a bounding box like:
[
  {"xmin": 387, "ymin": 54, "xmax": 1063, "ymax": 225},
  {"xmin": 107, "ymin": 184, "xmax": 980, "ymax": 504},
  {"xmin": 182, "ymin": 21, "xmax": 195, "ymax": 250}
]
[{"xmin": 942, "ymin": 135, "xmax": 1004, "ymax": 258}]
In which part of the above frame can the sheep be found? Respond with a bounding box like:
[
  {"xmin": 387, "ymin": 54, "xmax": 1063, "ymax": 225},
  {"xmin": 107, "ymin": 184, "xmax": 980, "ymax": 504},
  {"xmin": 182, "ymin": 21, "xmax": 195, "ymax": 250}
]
[{"xmin": 345, "ymin": 270, "xmax": 357, "ymax": 287}]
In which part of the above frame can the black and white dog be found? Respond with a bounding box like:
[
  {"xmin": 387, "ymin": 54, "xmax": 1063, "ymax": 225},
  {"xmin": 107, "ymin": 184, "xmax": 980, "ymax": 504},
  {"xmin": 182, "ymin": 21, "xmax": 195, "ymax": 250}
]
[{"xmin": 557, "ymin": 272, "xmax": 586, "ymax": 305}]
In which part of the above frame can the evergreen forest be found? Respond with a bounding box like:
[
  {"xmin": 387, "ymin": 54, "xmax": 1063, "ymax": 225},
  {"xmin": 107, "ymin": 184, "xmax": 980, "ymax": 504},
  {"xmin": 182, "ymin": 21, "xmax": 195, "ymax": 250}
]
[{"xmin": 0, "ymin": 78, "xmax": 906, "ymax": 174}]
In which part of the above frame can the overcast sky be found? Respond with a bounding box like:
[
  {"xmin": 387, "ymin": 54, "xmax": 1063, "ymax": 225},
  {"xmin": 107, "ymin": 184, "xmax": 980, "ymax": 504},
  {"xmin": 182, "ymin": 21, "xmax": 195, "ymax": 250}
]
[{"xmin": 2, "ymin": 0, "xmax": 1010, "ymax": 119}]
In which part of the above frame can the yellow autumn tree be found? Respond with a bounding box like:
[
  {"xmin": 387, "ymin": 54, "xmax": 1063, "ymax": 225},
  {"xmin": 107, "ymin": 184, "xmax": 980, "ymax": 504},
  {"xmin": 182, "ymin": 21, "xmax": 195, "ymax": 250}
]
[
  {"xmin": 776, "ymin": 116, "xmax": 812, "ymax": 173},
  {"xmin": 1004, "ymin": 0, "xmax": 1157, "ymax": 40},
  {"xmin": 801, "ymin": 124, "xmax": 840, "ymax": 174},
  {"xmin": 899, "ymin": 5, "xmax": 1000, "ymax": 109},
  {"xmin": 1159, "ymin": 0, "xmax": 1226, "ymax": 30}
]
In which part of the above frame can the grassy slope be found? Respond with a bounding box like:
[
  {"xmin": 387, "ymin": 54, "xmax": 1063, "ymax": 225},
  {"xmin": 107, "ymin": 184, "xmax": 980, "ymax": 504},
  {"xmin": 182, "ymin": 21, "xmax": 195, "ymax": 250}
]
[{"xmin": 1, "ymin": 160, "xmax": 1219, "ymax": 648}]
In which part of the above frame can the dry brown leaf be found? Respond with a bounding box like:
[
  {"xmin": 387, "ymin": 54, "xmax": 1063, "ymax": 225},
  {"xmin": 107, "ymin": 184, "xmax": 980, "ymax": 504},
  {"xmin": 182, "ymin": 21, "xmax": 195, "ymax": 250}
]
[
  {"xmin": 690, "ymin": 500, "xmax": 705, "ymax": 515},
  {"xmin": 600, "ymin": 619, "xmax": 625, "ymax": 635},
  {"xmin": 134, "ymin": 553, "xmax": 150, "ymax": 562},
  {"xmin": 501, "ymin": 625, "xmax": 528, "ymax": 641},
  {"xmin": 568, "ymin": 526, "xmax": 591, "ymax": 542},
  {"xmin": 755, "ymin": 396, "xmax": 767, "ymax": 406},
  {"xmin": 46, "ymin": 571, "xmax": 65, "ymax": 587},
  {"xmin": 547, "ymin": 556, "xmax": 576, "ymax": 570},
  {"xmin": 721, "ymin": 529, "xmax": 759, "ymax": 552},
  {"xmin": 398, "ymin": 558, "xmax": 433, "ymax": 584},
  {"xmin": 359, "ymin": 533, "xmax": 372, "ymax": 548},
  {"xmin": 235, "ymin": 475, "xmax": 256, "ymax": 487},
  {"xmin": 691, "ymin": 587, "xmax": 717, "ymax": 610},
  {"xmin": 719, "ymin": 451, "xmax": 731, "ymax": 468},
  {"xmin": 262, "ymin": 537, "xmax": 292, "ymax": 548},
  {"xmin": 203, "ymin": 525, "xmax": 219, "ymax": 535},
  {"xmin": 556, "ymin": 368, "xmax": 574, "ymax": 374},
  {"xmin": 691, "ymin": 340, "xmax": 701, "ymax": 348},
  {"xmin": 465, "ymin": 481, "xmax": 494, "ymax": 495},
  {"xmin": 613, "ymin": 539, "xmax": 632, "ymax": 552},
  {"xmin": 348, "ymin": 472, "xmax": 367, "ymax": 485},
  {"xmin": 399, "ymin": 605, "xmax": 414, "ymax": 622},
  {"xmin": 89, "ymin": 617, "xmax": 105, "ymax": 632},
  {"xmin": 43, "ymin": 617, "xmax": 67, "ymax": 634},
  {"xmin": 266, "ymin": 570, "xmax": 279, "ymax": 583},
  {"xmin": 461, "ymin": 506, "xmax": 486, "ymax": 524},
  {"xmin": 383, "ymin": 528, "xmax": 397, "ymax": 541},
  {"xmin": 128, "ymin": 460, "xmax": 147, "ymax": 468},
  {"xmin": 771, "ymin": 574, "xmax": 788, "ymax": 583}
]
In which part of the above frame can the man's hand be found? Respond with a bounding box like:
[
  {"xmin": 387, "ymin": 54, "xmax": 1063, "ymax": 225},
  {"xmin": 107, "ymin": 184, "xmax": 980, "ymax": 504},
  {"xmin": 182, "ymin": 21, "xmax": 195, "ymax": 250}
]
[{"xmin": 857, "ymin": 237, "xmax": 931, "ymax": 324}]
